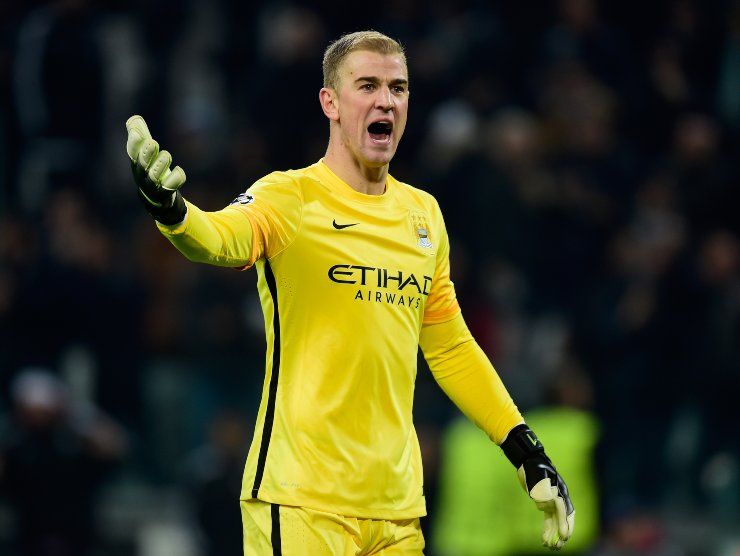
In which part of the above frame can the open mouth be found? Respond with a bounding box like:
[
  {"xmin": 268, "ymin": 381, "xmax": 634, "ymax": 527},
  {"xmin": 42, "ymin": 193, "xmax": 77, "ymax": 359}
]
[{"xmin": 368, "ymin": 121, "xmax": 392, "ymax": 142}]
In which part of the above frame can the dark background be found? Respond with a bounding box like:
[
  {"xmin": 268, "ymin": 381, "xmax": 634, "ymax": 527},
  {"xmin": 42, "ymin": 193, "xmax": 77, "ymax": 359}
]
[{"xmin": 0, "ymin": 0, "xmax": 738, "ymax": 554}]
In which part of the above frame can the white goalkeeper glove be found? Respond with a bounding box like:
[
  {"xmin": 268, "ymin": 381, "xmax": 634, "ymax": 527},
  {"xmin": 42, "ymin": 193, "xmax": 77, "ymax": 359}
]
[
  {"xmin": 501, "ymin": 424, "xmax": 575, "ymax": 549},
  {"xmin": 126, "ymin": 115, "xmax": 187, "ymax": 224}
]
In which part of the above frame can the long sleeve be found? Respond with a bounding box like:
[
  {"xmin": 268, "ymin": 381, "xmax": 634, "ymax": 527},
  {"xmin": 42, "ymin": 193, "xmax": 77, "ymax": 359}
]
[
  {"xmin": 156, "ymin": 172, "xmax": 303, "ymax": 268},
  {"xmin": 419, "ymin": 312, "xmax": 523, "ymax": 444},
  {"xmin": 156, "ymin": 200, "xmax": 257, "ymax": 268}
]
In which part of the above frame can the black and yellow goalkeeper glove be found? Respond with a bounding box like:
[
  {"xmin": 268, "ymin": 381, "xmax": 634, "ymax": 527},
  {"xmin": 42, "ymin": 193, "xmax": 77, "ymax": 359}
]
[
  {"xmin": 501, "ymin": 423, "xmax": 575, "ymax": 550},
  {"xmin": 126, "ymin": 115, "xmax": 187, "ymax": 225}
]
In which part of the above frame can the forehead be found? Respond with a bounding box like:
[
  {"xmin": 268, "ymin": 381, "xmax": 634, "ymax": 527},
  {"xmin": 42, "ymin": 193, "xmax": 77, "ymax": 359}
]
[{"xmin": 338, "ymin": 50, "xmax": 408, "ymax": 84}]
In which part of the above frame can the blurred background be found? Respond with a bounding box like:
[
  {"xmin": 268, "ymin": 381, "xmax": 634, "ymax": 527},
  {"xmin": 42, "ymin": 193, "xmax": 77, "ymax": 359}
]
[{"xmin": 0, "ymin": 0, "xmax": 739, "ymax": 554}]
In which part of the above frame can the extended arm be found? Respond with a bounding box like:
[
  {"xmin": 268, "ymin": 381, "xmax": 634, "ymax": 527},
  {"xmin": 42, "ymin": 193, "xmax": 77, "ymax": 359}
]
[
  {"xmin": 126, "ymin": 115, "xmax": 257, "ymax": 267},
  {"xmin": 420, "ymin": 313, "xmax": 575, "ymax": 549}
]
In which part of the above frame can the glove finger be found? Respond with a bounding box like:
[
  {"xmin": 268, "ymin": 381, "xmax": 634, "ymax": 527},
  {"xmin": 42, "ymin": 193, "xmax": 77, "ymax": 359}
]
[
  {"xmin": 147, "ymin": 150, "xmax": 172, "ymax": 184},
  {"xmin": 126, "ymin": 115, "xmax": 152, "ymax": 138},
  {"xmin": 541, "ymin": 510, "xmax": 560, "ymax": 549},
  {"xmin": 530, "ymin": 483, "xmax": 560, "ymax": 549},
  {"xmin": 542, "ymin": 519, "xmax": 564, "ymax": 549},
  {"xmin": 137, "ymin": 139, "xmax": 159, "ymax": 172},
  {"xmin": 126, "ymin": 115, "xmax": 152, "ymax": 161},
  {"xmin": 554, "ymin": 494, "xmax": 572, "ymax": 541},
  {"xmin": 161, "ymin": 165, "xmax": 186, "ymax": 191},
  {"xmin": 126, "ymin": 130, "xmax": 145, "ymax": 162}
]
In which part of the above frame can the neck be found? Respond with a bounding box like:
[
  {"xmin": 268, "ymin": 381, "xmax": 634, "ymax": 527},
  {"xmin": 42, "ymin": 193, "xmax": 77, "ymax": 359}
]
[{"xmin": 323, "ymin": 147, "xmax": 388, "ymax": 196}]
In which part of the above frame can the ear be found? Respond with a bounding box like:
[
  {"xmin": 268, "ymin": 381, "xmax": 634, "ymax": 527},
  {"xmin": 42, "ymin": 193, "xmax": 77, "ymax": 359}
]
[{"xmin": 319, "ymin": 88, "xmax": 339, "ymax": 121}]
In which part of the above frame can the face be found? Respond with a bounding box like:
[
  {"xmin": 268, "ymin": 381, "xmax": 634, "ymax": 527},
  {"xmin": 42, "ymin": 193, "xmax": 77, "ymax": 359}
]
[{"xmin": 323, "ymin": 50, "xmax": 409, "ymax": 169}]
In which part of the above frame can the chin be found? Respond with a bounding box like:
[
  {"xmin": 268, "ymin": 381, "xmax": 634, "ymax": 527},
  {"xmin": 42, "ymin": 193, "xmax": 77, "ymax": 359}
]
[
  {"xmin": 364, "ymin": 158, "xmax": 392, "ymax": 169},
  {"xmin": 364, "ymin": 148, "xmax": 396, "ymax": 167}
]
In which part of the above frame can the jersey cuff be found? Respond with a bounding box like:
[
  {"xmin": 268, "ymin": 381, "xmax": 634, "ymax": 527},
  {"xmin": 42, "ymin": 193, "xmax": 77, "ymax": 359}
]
[{"xmin": 155, "ymin": 202, "xmax": 190, "ymax": 234}]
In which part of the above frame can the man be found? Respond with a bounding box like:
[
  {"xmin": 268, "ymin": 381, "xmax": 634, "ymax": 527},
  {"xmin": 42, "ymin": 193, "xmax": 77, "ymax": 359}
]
[
  {"xmin": 126, "ymin": 30, "xmax": 575, "ymax": 555},
  {"xmin": 0, "ymin": 368, "xmax": 128, "ymax": 556}
]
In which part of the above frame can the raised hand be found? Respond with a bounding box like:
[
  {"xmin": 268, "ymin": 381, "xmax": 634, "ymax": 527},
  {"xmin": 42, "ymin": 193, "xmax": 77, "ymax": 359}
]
[{"xmin": 126, "ymin": 115, "xmax": 187, "ymax": 224}]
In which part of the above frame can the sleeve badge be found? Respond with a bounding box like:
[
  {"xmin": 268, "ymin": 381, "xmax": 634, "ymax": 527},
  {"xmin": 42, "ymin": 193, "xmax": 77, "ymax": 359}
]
[{"xmin": 230, "ymin": 193, "xmax": 255, "ymax": 205}]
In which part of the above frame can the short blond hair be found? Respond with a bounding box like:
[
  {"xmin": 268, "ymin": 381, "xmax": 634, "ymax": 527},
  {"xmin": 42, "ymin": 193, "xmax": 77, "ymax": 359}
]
[{"xmin": 322, "ymin": 30, "xmax": 407, "ymax": 90}]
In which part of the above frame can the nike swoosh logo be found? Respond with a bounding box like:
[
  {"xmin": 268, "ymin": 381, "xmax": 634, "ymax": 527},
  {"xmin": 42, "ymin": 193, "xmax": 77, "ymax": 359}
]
[{"xmin": 332, "ymin": 219, "xmax": 358, "ymax": 229}]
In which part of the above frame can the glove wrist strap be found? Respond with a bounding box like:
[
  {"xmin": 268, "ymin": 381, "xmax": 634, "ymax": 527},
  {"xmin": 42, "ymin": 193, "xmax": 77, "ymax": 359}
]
[
  {"xmin": 500, "ymin": 424, "xmax": 545, "ymax": 468},
  {"xmin": 139, "ymin": 189, "xmax": 187, "ymax": 225}
]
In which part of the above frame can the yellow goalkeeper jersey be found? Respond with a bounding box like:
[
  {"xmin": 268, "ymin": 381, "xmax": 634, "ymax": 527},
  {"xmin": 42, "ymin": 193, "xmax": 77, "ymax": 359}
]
[{"xmin": 157, "ymin": 160, "xmax": 522, "ymax": 519}]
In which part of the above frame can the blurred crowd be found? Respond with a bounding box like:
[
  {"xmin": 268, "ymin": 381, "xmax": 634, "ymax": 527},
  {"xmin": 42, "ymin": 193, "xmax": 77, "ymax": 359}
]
[{"xmin": 0, "ymin": 0, "xmax": 739, "ymax": 554}]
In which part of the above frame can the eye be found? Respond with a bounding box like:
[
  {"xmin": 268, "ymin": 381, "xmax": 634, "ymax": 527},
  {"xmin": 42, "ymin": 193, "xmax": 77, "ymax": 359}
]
[
  {"xmin": 392, "ymin": 85, "xmax": 407, "ymax": 95},
  {"xmin": 360, "ymin": 83, "xmax": 376, "ymax": 92}
]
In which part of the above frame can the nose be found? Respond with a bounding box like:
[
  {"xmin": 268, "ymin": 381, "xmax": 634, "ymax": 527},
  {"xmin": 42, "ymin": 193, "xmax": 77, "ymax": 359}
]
[{"xmin": 376, "ymin": 86, "xmax": 394, "ymax": 111}]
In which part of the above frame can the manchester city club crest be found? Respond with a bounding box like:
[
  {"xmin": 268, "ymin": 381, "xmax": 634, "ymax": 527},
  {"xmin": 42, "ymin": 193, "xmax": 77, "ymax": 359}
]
[
  {"xmin": 417, "ymin": 227, "xmax": 433, "ymax": 248},
  {"xmin": 410, "ymin": 211, "xmax": 433, "ymax": 249}
]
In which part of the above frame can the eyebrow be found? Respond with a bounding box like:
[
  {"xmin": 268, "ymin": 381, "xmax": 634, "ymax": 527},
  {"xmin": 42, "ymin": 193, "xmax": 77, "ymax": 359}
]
[{"xmin": 354, "ymin": 76, "xmax": 409, "ymax": 87}]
